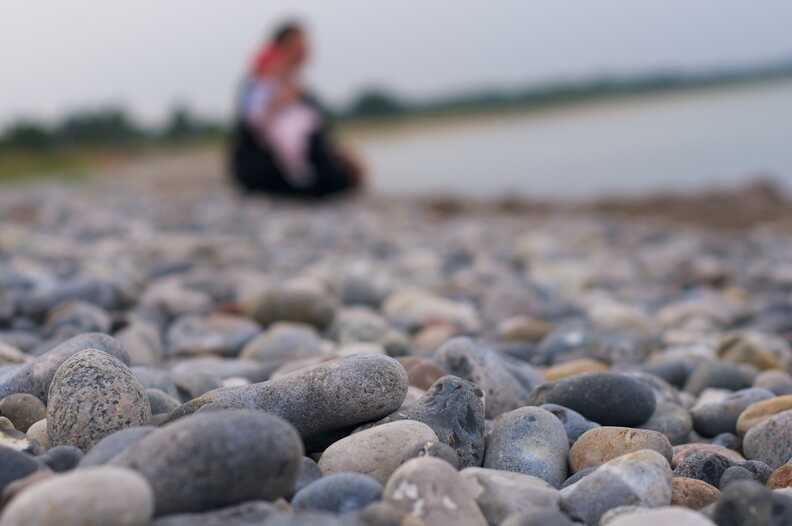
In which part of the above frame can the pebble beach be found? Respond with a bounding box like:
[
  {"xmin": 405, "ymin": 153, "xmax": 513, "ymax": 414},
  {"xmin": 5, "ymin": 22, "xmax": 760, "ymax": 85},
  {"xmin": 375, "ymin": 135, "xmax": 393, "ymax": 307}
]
[{"xmin": 2, "ymin": 179, "xmax": 792, "ymax": 525}]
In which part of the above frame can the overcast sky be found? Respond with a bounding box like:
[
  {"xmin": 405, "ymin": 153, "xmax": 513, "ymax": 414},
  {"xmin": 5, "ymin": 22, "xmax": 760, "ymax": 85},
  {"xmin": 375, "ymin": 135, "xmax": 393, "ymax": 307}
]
[{"xmin": 2, "ymin": 1, "xmax": 792, "ymax": 127}]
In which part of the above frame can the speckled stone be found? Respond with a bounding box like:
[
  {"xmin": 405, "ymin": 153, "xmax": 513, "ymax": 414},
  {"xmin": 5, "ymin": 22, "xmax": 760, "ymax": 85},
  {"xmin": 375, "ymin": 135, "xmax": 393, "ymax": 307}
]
[
  {"xmin": 0, "ymin": 333, "xmax": 129, "ymax": 403},
  {"xmin": 167, "ymin": 353, "xmax": 408, "ymax": 444},
  {"xmin": 743, "ymin": 409, "xmax": 792, "ymax": 468},
  {"xmin": 0, "ymin": 393, "xmax": 46, "ymax": 432},
  {"xmin": 319, "ymin": 420, "xmax": 438, "ymax": 484},
  {"xmin": 673, "ymin": 452, "xmax": 735, "ymax": 487},
  {"xmin": 384, "ymin": 457, "xmax": 487, "ymax": 526},
  {"xmin": 374, "ymin": 375, "xmax": 485, "ymax": 468},
  {"xmin": 768, "ymin": 464, "xmax": 792, "ymax": 489},
  {"xmin": 292, "ymin": 473, "xmax": 383, "ymax": 513},
  {"xmin": 569, "ymin": 427, "xmax": 672, "ymax": 472},
  {"xmin": 47, "ymin": 349, "xmax": 151, "ymax": 451},
  {"xmin": 484, "ymin": 407, "xmax": 569, "ymax": 487},
  {"xmin": 671, "ymin": 444, "xmax": 745, "ymax": 468},
  {"xmin": 0, "ymin": 466, "xmax": 154, "ymax": 526},
  {"xmin": 535, "ymin": 372, "xmax": 656, "ymax": 427},
  {"xmin": 112, "ymin": 410, "xmax": 303, "ymax": 516}
]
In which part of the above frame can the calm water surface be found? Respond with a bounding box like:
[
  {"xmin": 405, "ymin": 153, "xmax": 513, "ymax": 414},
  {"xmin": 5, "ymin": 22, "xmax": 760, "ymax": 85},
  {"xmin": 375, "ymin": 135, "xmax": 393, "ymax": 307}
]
[{"xmin": 356, "ymin": 80, "xmax": 792, "ymax": 198}]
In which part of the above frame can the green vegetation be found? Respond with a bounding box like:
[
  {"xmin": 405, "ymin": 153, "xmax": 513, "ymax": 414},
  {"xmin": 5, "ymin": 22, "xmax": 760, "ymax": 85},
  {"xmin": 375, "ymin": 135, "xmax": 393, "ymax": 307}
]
[{"xmin": 1, "ymin": 57, "xmax": 791, "ymax": 179}]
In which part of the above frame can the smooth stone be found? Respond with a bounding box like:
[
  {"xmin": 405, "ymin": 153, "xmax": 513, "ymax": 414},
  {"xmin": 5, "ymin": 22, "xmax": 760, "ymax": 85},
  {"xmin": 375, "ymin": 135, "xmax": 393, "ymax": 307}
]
[
  {"xmin": 294, "ymin": 457, "xmax": 322, "ymax": 496},
  {"xmin": 606, "ymin": 507, "xmax": 715, "ymax": 526},
  {"xmin": 672, "ymin": 444, "xmax": 745, "ymax": 468},
  {"xmin": 131, "ymin": 367, "xmax": 180, "ymax": 399},
  {"xmin": 25, "ymin": 419, "xmax": 48, "ymax": 450},
  {"xmin": 0, "ymin": 393, "xmax": 46, "ymax": 432},
  {"xmin": 737, "ymin": 395, "xmax": 792, "ymax": 435},
  {"xmin": 541, "ymin": 403, "xmax": 599, "ymax": 445},
  {"xmin": 170, "ymin": 357, "xmax": 272, "ymax": 384},
  {"xmin": 0, "ymin": 466, "xmax": 153, "ymax": 526},
  {"xmin": 43, "ymin": 301, "xmax": 112, "ymax": 339},
  {"xmin": 561, "ymin": 466, "xmax": 596, "ymax": 488},
  {"xmin": 47, "ymin": 349, "xmax": 151, "ymax": 451},
  {"xmin": 560, "ymin": 450, "xmax": 673, "ymax": 526},
  {"xmin": 0, "ymin": 445, "xmax": 40, "ymax": 495},
  {"xmin": 292, "ymin": 473, "xmax": 383, "ymax": 513},
  {"xmin": 673, "ymin": 452, "xmax": 736, "ymax": 487},
  {"xmin": 374, "ymin": 375, "xmax": 485, "ymax": 468},
  {"xmin": 711, "ymin": 432, "xmax": 741, "ymax": 451},
  {"xmin": 79, "ymin": 426, "xmax": 156, "ymax": 467},
  {"xmin": 717, "ymin": 332, "xmax": 791, "ymax": 371},
  {"xmin": 768, "ymin": 464, "xmax": 792, "ymax": 489},
  {"xmin": 640, "ymin": 402, "xmax": 693, "ymax": 445},
  {"xmin": 167, "ymin": 354, "xmax": 408, "ymax": 444},
  {"xmin": 167, "ymin": 314, "xmax": 260, "ymax": 357},
  {"xmin": 483, "ymin": 407, "xmax": 569, "ymax": 487},
  {"xmin": 496, "ymin": 316, "xmax": 555, "ymax": 343},
  {"xmin": 535, "ymin": 372, "xmax": 656, "ymax": 427},
  {"xmin": 691, "ymin": 387, "xmax": 774, "ymax": 437},
  {"xmin": 671, "ymin": 477, "xmax": 720, "ymax": 509},
  {"xmin": 0, "ymin": 343, "xmax": 29, "ymax": 366},
  {"xmin": 397, "ymin": 357, "xmax": 448, "ymax": 390},
  {"xmin": 712, "ymin": 479, "xmax": 792, "ymax": 526},
  {"xmin": 719, "ymin": 466, "xmax": 756, "ymax": 489},
  {"xmin": 147, "ymin": 388, "xmax": 181, "ymax": 415},
  {"xmin": 242, "ymin": 281, "xmax": 337, "ymax": 330},
  {"xmin": 112, "ymin": 410, "xmax": 303, "ymax": 516},
  {"xmin": 0, "ymin": 333, "xmax": 129, "ymax": 403},
  {"xmin": 1, "ymin": 469, "xmax": 55, "ymax": 506},
  {"xmin": 742, "ymin": 459, "xmax": 773, "ymax": 483},
  {"xmin": 569, "ymin": 427, "xmax": 672, "ymax": 472},
  {"xmin": 543, "ymin": 359, "xmax": 608, "ymax": 381},
  {"xmin": 683, "ymin": 361, "xmax": 755, "ymax": 396},
  {"xmin": 436, "ymin": 338, "xmax": 528, "ymax": 418},
  {"xmin": 152, "ymin": 501, "xmax": 279, "ymax": 526},
  {"xmin": 743, "ymin": 409, "xmax": 792, "ymax": 468},
  {"xmin": 239, "ymin": 323, "xmax": 324, "ymax": 365},
  {"xmin": 355, "ymin": 501, "xmax": 408, "ymax": 526},
  {"xmin": 461, "ymin": 467, "xmax": 560, "ymax": 525},
  {"xmin": 0, "ymin": 426, "xmax": 37, "ymax": 454},
  {"xmin": 319, "ymin": 420, "xmax": 438, "ymax": 484},
  {"xmin": 384, "ymin": 457, "xmax": 487, "ymax": 526},
  {"xmin": 38, "ymin": 445, "xmax": 83, "ymax": 472},
  {"xmin": 413, "ymin": 324, "xmax": 458, "ymax": 354}
]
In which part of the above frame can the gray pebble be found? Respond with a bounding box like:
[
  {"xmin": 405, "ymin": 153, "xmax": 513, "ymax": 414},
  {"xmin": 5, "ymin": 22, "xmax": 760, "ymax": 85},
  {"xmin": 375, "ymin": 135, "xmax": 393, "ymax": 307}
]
[
  {"xmin": 79, "ymin": 426, "xmax": 156, "ymax": 468},
  {"xmin": 541, "ymin": 403, "xmax": 599, "ymax": 445},
  {"xmin": 39, "ymin": 444, "xmax": 83, "ymax": 472},
  {"xmin": 743, "ymin": 409, "xmax": 792, "ymax": 468},
  {"xmin": 0, "ymin": 393, "xmax": 46, "ymax": 432},
  {"xmin": 292, "ymin": 473, "xmax": 383, "ymax": 513},
  {"xmin": 691, "ymin": 387, "xmax": 773, "ymax": 437}
]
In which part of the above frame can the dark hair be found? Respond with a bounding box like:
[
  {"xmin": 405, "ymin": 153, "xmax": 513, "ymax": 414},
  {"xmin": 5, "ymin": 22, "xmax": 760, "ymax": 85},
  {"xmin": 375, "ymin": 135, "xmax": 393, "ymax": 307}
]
[{"xmin": 271, "ymin": 20, "xmax": 303, "ymax": 45}]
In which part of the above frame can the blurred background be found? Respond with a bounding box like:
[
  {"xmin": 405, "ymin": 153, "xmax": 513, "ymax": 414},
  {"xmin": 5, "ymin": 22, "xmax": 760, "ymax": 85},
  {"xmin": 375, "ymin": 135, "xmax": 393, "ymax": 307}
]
[{"xmin": 2, "ymin": 0, "xmax": 792, "ymax": 199}]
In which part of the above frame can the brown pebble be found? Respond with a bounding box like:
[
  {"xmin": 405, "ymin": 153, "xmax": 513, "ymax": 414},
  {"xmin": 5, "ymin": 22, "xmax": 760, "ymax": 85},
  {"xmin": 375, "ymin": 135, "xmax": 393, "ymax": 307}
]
[
  {"xmin": 544, "ymin": 359, "xmax": 608, "ymax": 382},
  {"xmin": 671, "ymin": 477, "xmax": 720, "ymax": 509},
  {"xmin": 737, "ymin": 395, "xmax": 792, "ymax": 435},
  {"xmin": 398, "ymin": 357, "xmax": 448, "ymax": 390},
  {"xmin": 768, "ymin": 464, "xmax": 792, "ymax": 489}
]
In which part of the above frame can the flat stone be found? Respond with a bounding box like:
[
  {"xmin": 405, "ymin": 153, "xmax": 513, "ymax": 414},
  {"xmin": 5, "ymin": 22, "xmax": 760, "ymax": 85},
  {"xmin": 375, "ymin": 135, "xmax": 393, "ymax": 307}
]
[
  {"xmin": 167, "ymin": 354, "xmax": 408, "ymax": 445},
  {"xmin": 543, "ymin": 359, "xmax": 608, "ymax": 382},
  {"xmin": 47, "ymin": 349, "xmax": 151, "ymax": 451},
  {"xmin": 483, "ymin": 406, "xmax": 569, "ymax": 487},
  {"xmin": 0, "ymin": 466, "xmax": 153, "ymax": 526},
  {"xmin": 384, "ymin": 457, "xmax": 487, "ymax": 526},
  {"xmin": 569, "ymin": 427, "xmax": 672, "ymax": 472},
  {"xmin": 319, "ymin": 420, "xmax": 438, "ymax": 484},
  {"xmin": 535, "ymin": 372, "xmax": 656, "ymax": 427}
]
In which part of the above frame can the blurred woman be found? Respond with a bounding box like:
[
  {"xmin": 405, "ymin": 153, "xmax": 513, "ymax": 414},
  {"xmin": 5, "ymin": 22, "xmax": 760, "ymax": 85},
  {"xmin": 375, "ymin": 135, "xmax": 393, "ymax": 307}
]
[{"xmin": 229, "ymin": 21, "xmax": 365, "ymax": 198}]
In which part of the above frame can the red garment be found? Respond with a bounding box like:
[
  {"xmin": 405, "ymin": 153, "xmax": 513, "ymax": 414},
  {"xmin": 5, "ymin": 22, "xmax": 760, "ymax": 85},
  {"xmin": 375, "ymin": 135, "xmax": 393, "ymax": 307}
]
[{"xmin": 252, "ymin": 44, "xmax": 279, "ymax": 77}]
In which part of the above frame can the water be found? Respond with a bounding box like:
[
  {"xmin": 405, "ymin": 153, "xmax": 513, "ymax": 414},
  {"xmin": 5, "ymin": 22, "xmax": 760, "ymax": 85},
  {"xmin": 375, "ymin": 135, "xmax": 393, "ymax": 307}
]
[{"xmin": 356, "ymin": 80, "xmax": 792, "ymax": 198}]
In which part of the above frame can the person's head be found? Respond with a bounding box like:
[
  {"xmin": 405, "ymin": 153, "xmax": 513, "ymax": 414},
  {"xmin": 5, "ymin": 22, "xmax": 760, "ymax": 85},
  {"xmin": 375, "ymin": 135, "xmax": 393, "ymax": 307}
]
[{"xmin": 271, "ymin": 20, "xmax": 309, "ymax": 72}]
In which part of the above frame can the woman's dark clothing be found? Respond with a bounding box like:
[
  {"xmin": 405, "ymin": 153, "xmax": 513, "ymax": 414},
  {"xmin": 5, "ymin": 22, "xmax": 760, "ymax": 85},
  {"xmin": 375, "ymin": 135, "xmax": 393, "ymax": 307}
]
[{"xmin": 228, "ymin": 95, "xmax": 358, "ymax": 198}]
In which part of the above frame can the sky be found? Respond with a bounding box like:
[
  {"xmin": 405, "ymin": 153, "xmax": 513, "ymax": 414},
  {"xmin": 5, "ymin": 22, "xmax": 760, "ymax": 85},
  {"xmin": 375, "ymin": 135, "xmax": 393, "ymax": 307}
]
[{"xmin": 2, "ymin": 1, "xmax": 792, "ymax": 127}]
